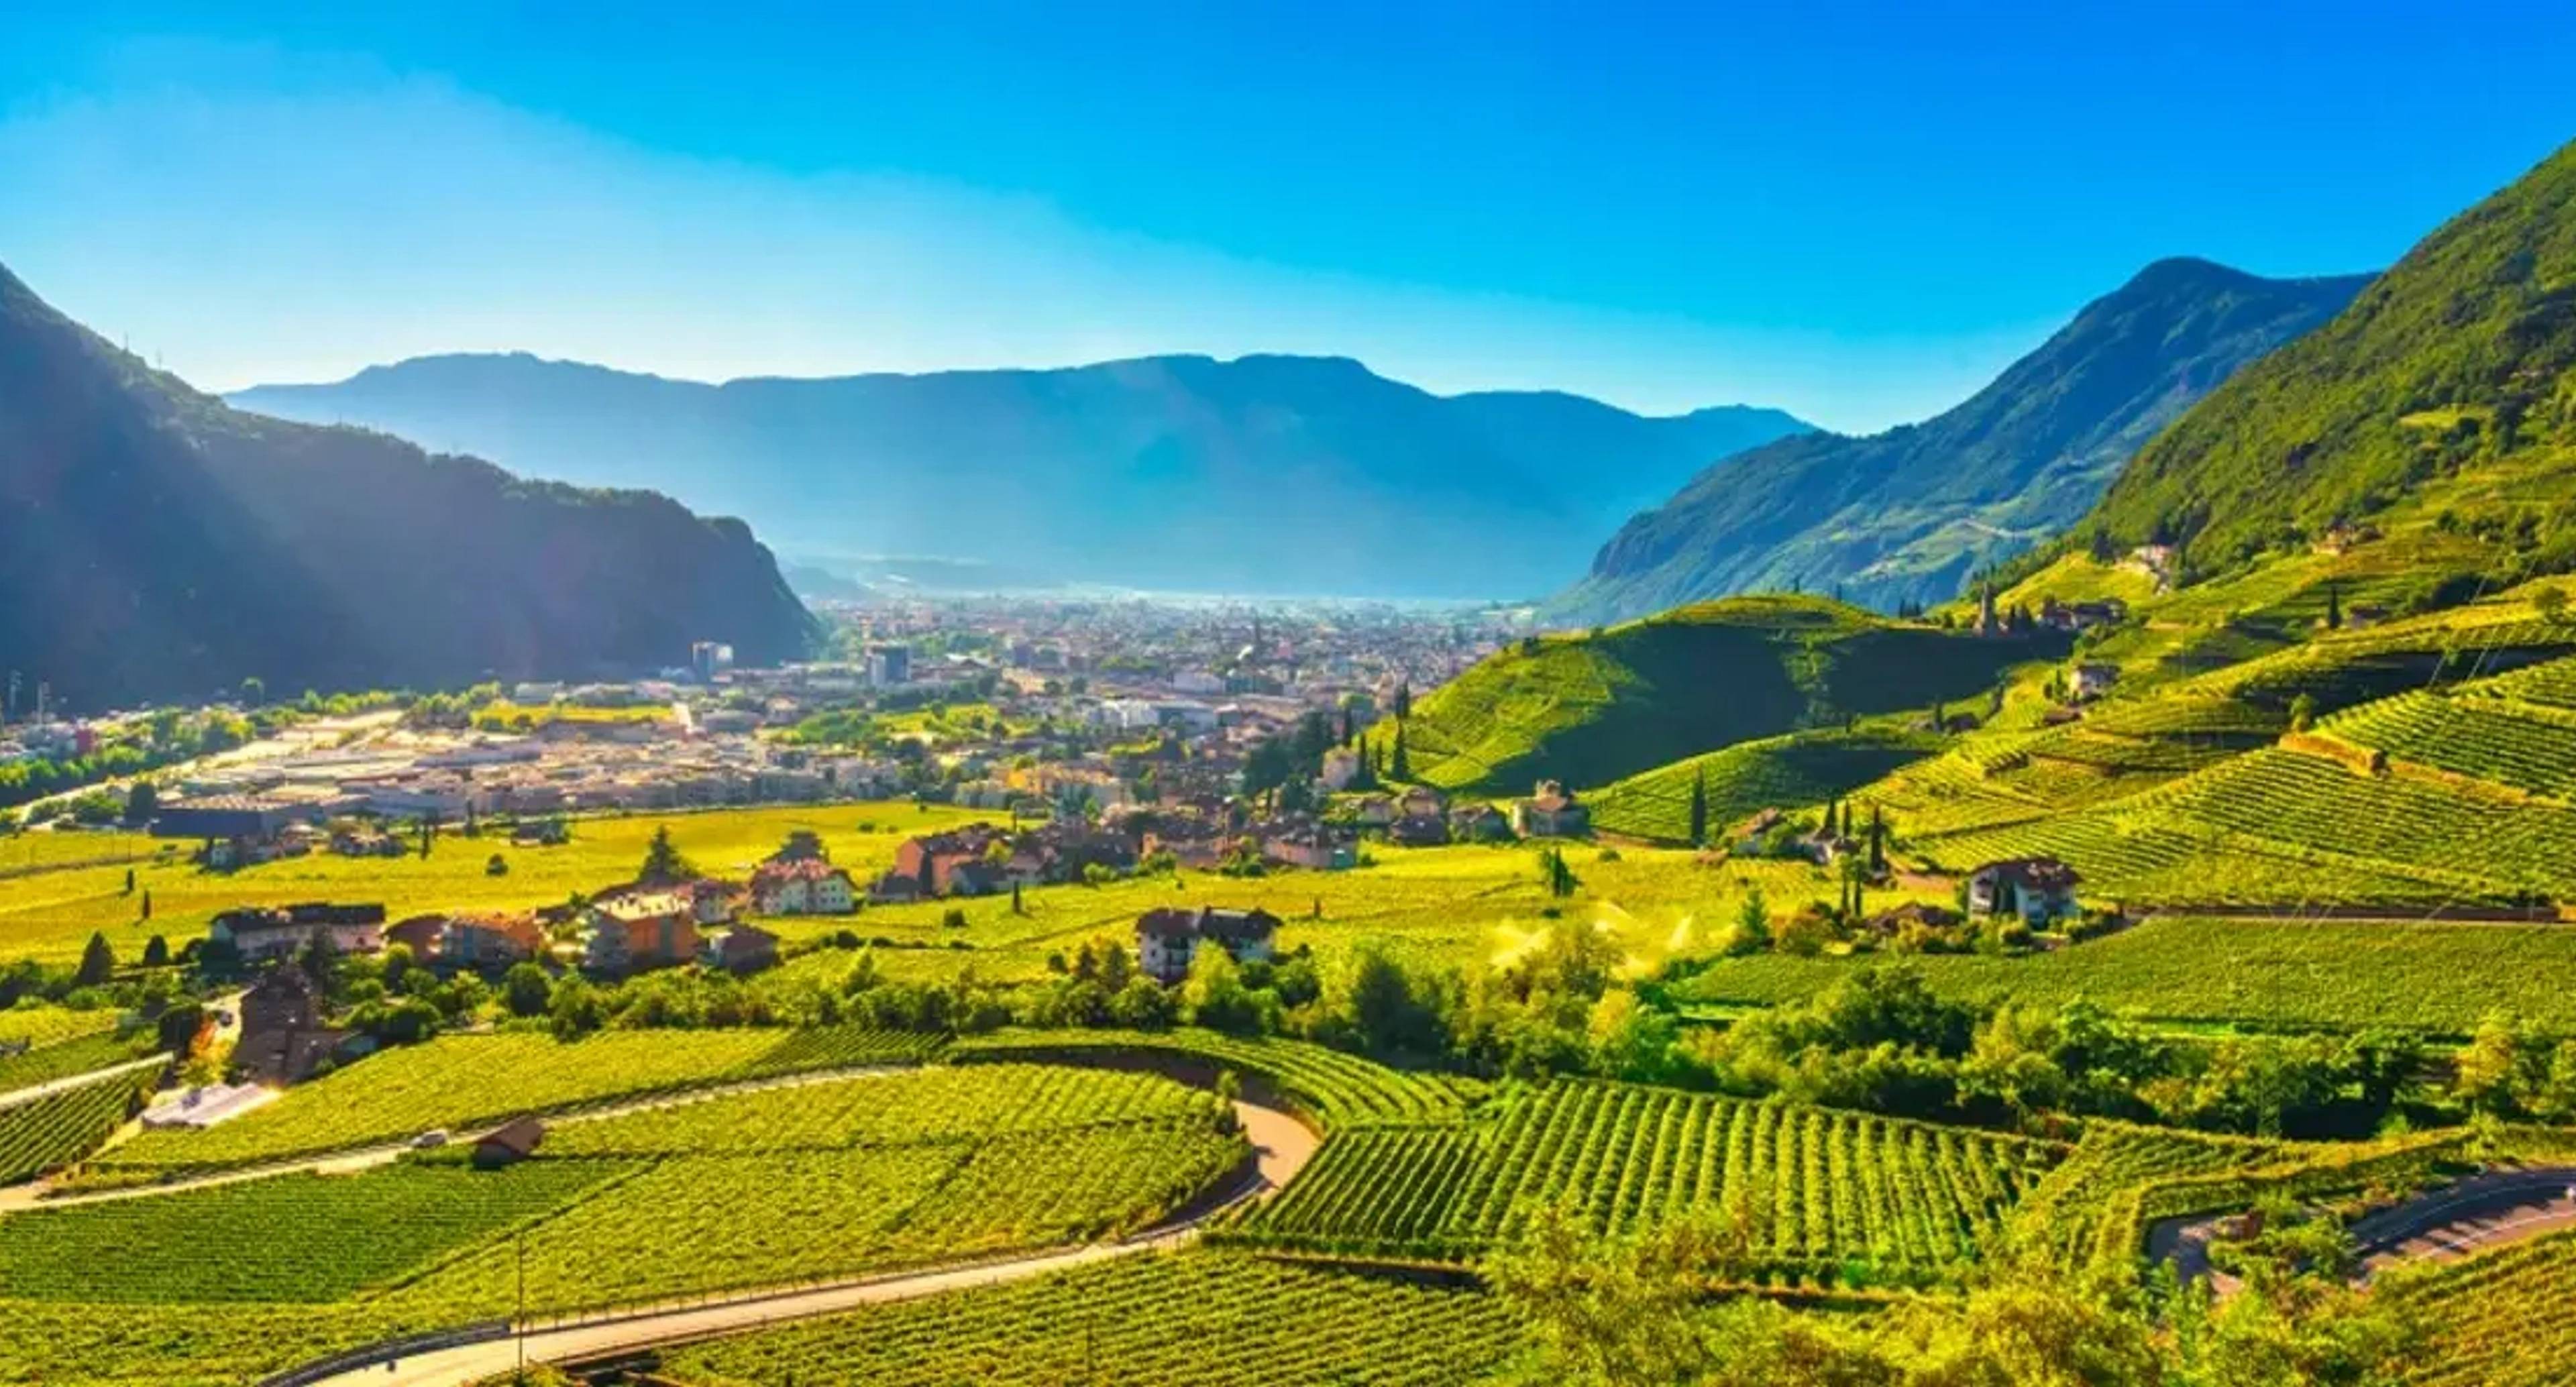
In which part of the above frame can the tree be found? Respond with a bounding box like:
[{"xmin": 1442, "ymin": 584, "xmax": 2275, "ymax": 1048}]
[
  {"xmin": 139, "ymin": 889, "xmax": 152, "ymax": 921},
  {"xmin": 123, "ymin": 781, "xmax": 159, "ymax": 826},
  {"xmin": 1540, "ymin": 846, "xmax": 1579, "ymax": 899},
  {"xmin": 75, "ymin": 932, "xmax": 115, "ymax": 987},
  {"xmin": 1727, "ymin": 890, "xmax": 1771, "ymax": 955},
  {"xmin": 2536, "ymin": 586, "xmax": 2570, "ymax": 623},
  {"xmin": 1389, "ymin": 722, "xmax": 1411, "ymax": 781},
  {"xmin": 239, "ymin": 675, "xmax": 266, "ymax": 706},
  {"xmin": 1393, "ymin": 683, "xmax": 1412, "ymax": 722},
  {"xmin": 141, "ymin": 934, "xmax": 170, "ymax": 968},
  {"xmin": 2324, "ymin": 577, "xmax": 2345, "ymax": 630},
  {"xmin": 1686, "ymin": 771, "xmax": 1709, "ymax": 848},
  {"xmin": 639, "ymin": 824, "xmax": 696, "ymax": 883},
  {"xmin": 502, "ymin": 962, "xmax": 553, "ymax": 1018}
]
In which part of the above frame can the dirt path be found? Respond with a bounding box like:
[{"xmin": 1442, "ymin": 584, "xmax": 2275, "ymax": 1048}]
[
  {"xmin": 2153, "ymin": 1163, "xmax": 2576, "ymax": 1294},
  {"xmin": 291, "ymin": 1098, "xmax": 1319, "ymax": 1387},
  {"xmin": 0, "ymin": 1052, "xmax": 166, "ymax": 1111}
]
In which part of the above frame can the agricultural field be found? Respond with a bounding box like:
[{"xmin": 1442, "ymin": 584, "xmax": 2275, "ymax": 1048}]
[
  {"xmin": 2005, "ymin": 1123, "xmax": 2297, "ymax": 1274},
  {"xmin": 0, "ymin": 1058, "xmax": 166, "ymax": 1184},
  {"xmin": 91, "ymin": 1026, "xmax": 939, "ymax": 1178},
  {"xmin": 0, "ymin": 1064, "xmax": 1249, "ymax": 1382},
  {"xmin": 0, "ymin": 801, "xmax": 990, "ymax": 963},
  {"xmin": 1676, "ymin": 915, "xmax": 2576, "ymax": 1036},
  {"xmin": 0, "ymin": 828, "xmax": 167, "ymax": 876},
  {"xmin": 655, "ymin": 1250, "xmax": 1529, "ymax": 1387},
  {"xmin": 1585, "ymin": 726, "xmax": 1936, "ymax": 844},
  {"xmin": 1232, "ymin": 1080, "xmax": 2062, "ymax": 1287},
  {"xmin": 0, "ymin": 1029, "xmax": 151, "ymax": 1095},
  {"xmin": 954, "ymin": 1029, "xmax": 1484, "ymax": 1129},
  {"xmin": 0, "ymin": 1003, "xmax": 124, "ymax": 1058},
  {"xmin": 2391, "ymin": 1227, "xmax": 2576, "ymax": 1386}
]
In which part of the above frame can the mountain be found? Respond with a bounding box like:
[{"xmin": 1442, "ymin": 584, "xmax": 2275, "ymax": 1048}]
[
  {"xmin": 1401, "ymin": 594, "xmax": 2057, "ymax": 794},
  {"xmin": 229, "ymin": 355, "xmax": 1810, "ymax": 600},
  {"xmin": 2085, "ymin": 140, "xmax": 2576, "ymax": 574},
  {"xmin": 0, "ymin": 264, "xmax": 813, "ymax": 710},
  {"xmin": 1549, "ymin": 258, "xmax": 2371, "ymax": 624}
]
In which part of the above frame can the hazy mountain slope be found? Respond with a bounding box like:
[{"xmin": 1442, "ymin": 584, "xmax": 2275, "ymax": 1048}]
[
  {"xmin": 0, "ymin": 264, "xmax": 813, "ymax": 709},
  {"xmin": 2086, "ymin": 139, "xmax": 2576, "ymax": 574},
  {"xmin": 231, "ymin": 355, "xmax": 1808, "ymax": 600},
  {"xmin": 1550, "ymin": 259, "xmax": 2369, "ymax": 624},
  {"xmin": 1403, "ymin": 594, "xmax": 2059, "ymax": 793}
]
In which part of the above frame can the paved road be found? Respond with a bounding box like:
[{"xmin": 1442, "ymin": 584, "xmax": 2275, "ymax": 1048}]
[
  {"xmin": 0, "ymin": 1063, "xmax": 906, "ymax": 1216},
  {"xmin": 297, "ymin": 1098, "xmax": 1318, "ymax": 1387},
  {"xmin": 2154, "ymin": 1163, "xmax": 2576, "ymax": 1293}
]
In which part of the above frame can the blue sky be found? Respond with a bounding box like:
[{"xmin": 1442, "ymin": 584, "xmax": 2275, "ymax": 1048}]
[{"xmin": 2, "ymin": 2, "xmax": 2570, "ymax": 432}]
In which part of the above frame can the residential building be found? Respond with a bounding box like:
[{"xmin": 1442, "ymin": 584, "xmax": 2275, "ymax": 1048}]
[
  {"xmin": 1511, "ymin": 781, "xmax": 1590, "ymax": 838},
  {"xmin": 751, "ymin": 857, "xmax": 857, "ymax": 915},
  {"xmin": 710, "ymin": 924, "xmax": 782, "ymax": 975},
  {"xmin": 586, "ymin": 893, "xmax": 703, "ymax": 972},
  {"xmin": 209, "ymin": 903, "xmax": 386, "ymax": 962},
  {"xmin": 1966, "ymin": 858, "xmax": 2082, "ymax": 926},
  {"xmin": 1134, "ymin": 905, "xmax": 1281, "ymax": 984},
  {"xmin": 233, "ymin": 967, "xmax": 348, "ymax": 1085}
]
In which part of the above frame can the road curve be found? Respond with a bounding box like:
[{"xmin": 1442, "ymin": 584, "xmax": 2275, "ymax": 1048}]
[
  {"xmin": 292, "ymin": 1099, "xmax": 1319, "ymax": 1387},
  {"xmin": 2153, "ymin": 1163, "xmax": 2576, "ymax": 1293}
]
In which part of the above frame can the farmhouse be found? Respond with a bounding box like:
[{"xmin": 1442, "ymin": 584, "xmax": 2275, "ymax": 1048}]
[
  {"xmin": 585, "ymin": 893, "xmax": 702, "ymax": 973},
  {"xmin": 2068, "ymin": 661, "xmax": 2121, "ymax": 702},
  {"xmin": 1448, "ymin": 803, "xmax": 1513, "ymax": 843},
  {"xmin": 233, "ymin": 966, "xmax": 348, "ymax": 1085},
  {"xmin": 1262, "ymin": 822, "xmax": 1356, "ymax": 871},
  {"xmin": 751, "ymin": 857, "xmax": 857, "ymax": 915},
  {"xmin": 1966, "ymin": 857, "xmax": 2082, "ymax": 926},
  {"xmin": 1512, "ymin": 781, "xmax": 1589, "ymax": 838},
  {"xmin": 209, "ymin": 903, "xmax": 386, "ymax": 962},
  {"xmin": 710, "ymin": 923, "xmax": 782, "ymax": 975},
  {"xmin": 1134, "ymin": 905, "xmax": 1281, "ymax": 984},
  {"xmin": 1387, "ymin": 812, "xmax": 1450, "ymax": 847}
]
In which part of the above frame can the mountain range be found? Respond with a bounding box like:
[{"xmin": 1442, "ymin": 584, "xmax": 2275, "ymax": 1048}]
[
  {"xmin": 0, "ymin": 264, "xmax": 814, "ymax": 710},
  {"xmin": 1548, "ymin": 258, "xmax": 2373, "ymax": 624},
  {"xmin": 229, "ymin": 355, "xmax": 1809, "ymax": 601}
]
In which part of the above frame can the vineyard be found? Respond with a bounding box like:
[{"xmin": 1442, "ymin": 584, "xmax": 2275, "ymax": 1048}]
[
  {"xmin": 1232, "ymin": 1081, "xmax": 2063, "ymax": 1286},
  {"xmin": 0, "ymin": 1029, "xmax": 148, "ymax": 1096},
  {"xmin": 655, "ymin": 1250, "xmax": 1528, "ymax": 1387},
  {"xmin": 1585, "ymin": 727, "xmax": 1935, "ymax": 844},
  {"xmin": 2318, "ymin": 686, "xmax": 2576, "ymax": 799},
  {"xmin": 93, "ymin": 1027, "xmax": 940, "ymax": 1178},
  {"xmin": 2394, "ymin": 1228, "xmax": 2576, "ymax": 1386},
  {"xmin": 953, "ymin": 1028, "xmax": 1486, "ymax": 1129},
  {"xmin": 0, "ymin": 1056, "xmax": 166, "ymax": 1184},
  {"xmin": 2004, "ymin": 1123, "xmax": 2296, "ymax": 1274},
  {"xmin": 1677, "ymin": 915, "xmax": 2576, "ymax": 1035}
]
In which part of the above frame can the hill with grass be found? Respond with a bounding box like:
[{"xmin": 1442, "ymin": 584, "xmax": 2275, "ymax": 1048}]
[
  {"xmin": 1402, "ymin": 595, "xmax": 2057, "ymax": 794},
  {"xmin": 2083, "ymin": 137, "xmax": 2576, "ymax": 581},
  {"xmin": 1550, "ymin": 258, "xmax": 2368, "ymax": 624},
  {"xmin": 0, "ymin": 264, "xmax": 814, "ymax": 708}
]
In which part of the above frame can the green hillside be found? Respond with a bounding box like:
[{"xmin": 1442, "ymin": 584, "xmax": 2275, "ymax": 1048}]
[
  {"xmin": 1585, "ymin": 726, "xmax": 1937, "ymax": 844},
  {"xmin": 2085, "ymin": 137, "xmax": 2576, "ymax": 581},
  {"xmin": 1405, "ymin": 595, "xmax": 2056, "ymax": 793}
]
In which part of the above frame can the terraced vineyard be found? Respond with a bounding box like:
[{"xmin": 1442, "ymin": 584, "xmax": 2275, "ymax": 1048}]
[
  {"xmin": 0, "ymin": 1030, "xmax": 148, "ymax": 1096},
  {"xmin": 1678, "ymin": 916, "xmax": 2576, "ymax": 1034},
  {"xmin": 0, "ymin": 1003, "xmax": 120, "ymax": 1054},
  {"xmin": 954, "ymin": 1028, "xmax": 1485, "ymax": 1129},
  {"xmin": 95, "ymin": 1027, "xmax": 940, "ymax": 1178},
  {"xmin": 1234, "ymin": 1082, "xmax": 2062, "ymax": 1286},
  {"xmin": 656, "ymin": 1250, "xmax": 1528, "ymax": 1387},
  {"xmin": 0, "ymin": 1057, "xmax": 166, "ymax": 1184},
  {"xmin": 1585, "ymin": 727, "xmax": 1934, "ymax": 844},
  {"xmin": 2394, "ymin": 1229, "xmax": 2576, "ymax": 1386},
  {"xmin": 2006, "ymin": 1123, "xmax": 2294, "ymax": 1274},
  {"xmin": 2319, "ymin": 687, "xmax": 2576, "ymax": 799},
  {"xmin": 0, "ymin": 1160, "xmax": 625, "ymax": 1302}
]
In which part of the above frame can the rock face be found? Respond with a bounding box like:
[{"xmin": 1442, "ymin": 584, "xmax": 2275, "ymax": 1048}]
[
  {"xmin": 232, "ymin": 352, "xmax": 1810, "ymax": 600},
  {"xmin": 1552, "ymin": 258, "xmax": 2371, "ymax": 624},
  {"xmin": 0, "ymin": 263, "xmax": 813, "ymax": 708}
]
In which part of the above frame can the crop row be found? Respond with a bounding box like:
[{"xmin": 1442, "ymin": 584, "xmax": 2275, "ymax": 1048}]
[
  {"xmin": 2395, "ymin": 1227, "xmax": 2576, "ymax": 1386},
  {"xmin": 2004, "ymin": 1123, "xmax": 2295, "ymax": 1272},
  {"xmin": 2319, "ymin": 689, "xmax": 2576, "ymax": 800},
  {"xmin": 2469, "ymin": 651, "xmax": 2576, "ymax": 710},
  {"xmin": 95, "ymin": 1027, "xmax": 936, "ymax": 1176},
  {"xmin": 0, "ymin": 1058, "xmax": 166, "ymax": 1184},
  {"xmin": 1585, "ymin": 730, "xmax": 1931, "ymax": 844},
  {"xmin": 0, "ymin": 1030, "xmax": 149, "ymax": 1098},
  {"xmin": 545, "ymin": 1063, "xmax": 1218, "ymax": 1156},
  {"xmin": 1234, "ymin": 1082, "xmax": 2061, "ymax": 1284},
  {"xmin": 656, "ymin": 1250, "xmax": 1527, "ymax": 1387},
  {"xmin": 954, "ymin": 1028, "xmax": 1485, "ymax": 1128}
]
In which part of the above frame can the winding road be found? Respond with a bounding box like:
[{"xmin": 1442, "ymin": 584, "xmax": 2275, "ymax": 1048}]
[
  {"xmin": 2153, "ymin": 1163, "xmax": 2576, "ymax": 1294},
  {"xmin": 290, "ymin": 1099, "xmax": 1317, "ymax": 1387}
]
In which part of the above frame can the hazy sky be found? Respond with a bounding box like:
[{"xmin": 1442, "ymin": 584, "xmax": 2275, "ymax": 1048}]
[{"xmin": 3, "ymin": 1, "xmax": 2571, "ymax": 432}]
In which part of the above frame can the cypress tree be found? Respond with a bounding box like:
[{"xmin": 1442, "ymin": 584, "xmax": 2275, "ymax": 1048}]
[
  {"xmin": 1687, "ymin": 770, "xmax": 1709, "ymax": 847},
  {"xmin": 1390, "ymin": 724, "xmax": 1411, "ymax": 782},
  {"xmin": 76, "ymin": 932, "xmax": 115, "ymax": 988}
]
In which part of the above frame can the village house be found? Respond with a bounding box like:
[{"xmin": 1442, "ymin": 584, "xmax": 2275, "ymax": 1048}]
[
  {"xmin": 2068, "ymin": 661, "xmax": 2121, "ymax": 702},
  {"xmin": 1263, "ymin": 822, "xmax": 1357, "ymax": 871},
  {"xmin": 585, "ymin": 892, "xmax": 702, "ymax": 973},
  {"xmin": 233, "ymin": 966, "xmax": 349, "ymax": 1085},
  {"xmin": 444, "ymin": 913, "xmax": 547, "ymax": 966},
  {"xmin": 1387, "ymin": 812, "xmax": 1450, "ymax": 847},
  {"xmin": 708, "ymin": 923, "xmax": 782, "ymax": 975},
  {"xmin": 1511, "ymin": 781, "xmax": 1590, "ymax": 838},
  {"xmin": 209, "ymin": 903, "xmax": 387, "ymax": 962},
  {"xmin": 1397, "ymin": 785, "xmax": 1446, "ymax": 819},
  {"xmin": 1448, "ymin": 803, "xmax": 1513, "ymax": 843},
  {"xmin": 1966, "ymin": 857, "xmax": 2083, "ymax": 926},
  {"xmin": 1731, "ymin": 808, "xmax": 1787, "ymax": 856},
  {"xmin": 1134, "ymin": 905, "xmax": 1282, "ymax": 984},
  {"xmin": 890, "ymin": 824, "xmax": 1014, "ymax": 897},
  {"xmin": 751, "ymin": 856, "xmax": 858, "ymax": 915},
  {"xmin": 1346, "ymin": 794, "xmax": 1396, "ymax": 828}
]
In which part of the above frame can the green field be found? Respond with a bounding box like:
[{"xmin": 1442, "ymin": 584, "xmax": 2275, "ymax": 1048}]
[
  {"xmin": 0, "ymin": 801, "xmax": 990, "ymax": 964},
  {"xmin": 1404, "ymin": 594, "xmax": 2051, "ymax": 793},
  {"xmin": 657, "ymin": 1250, "xmax": 1529, "ymax": 1387},
  {"xmin": 2392, "ymin": 1227, "xmax": 2576, "ymax": 1386},
  {"xmin": 1231, "ymin": 1080, "xmax": 2062, "ymax": 1286},
  {"xmin": 1585, "ymin": 726, "xmax": 1936, "ymax": 844},
  {"xmin": 0, "ymin": 1058, "xmax": 166, "ymax": 1184},
  {"xmin": 93, "ymin": 1027, "xmax": 938, "ymax": 1178},
  {"xmin": 955, "ymin": 1028, "xmax": 1485, "ymax": 1129},
  {"xmin": 1674, "ymin": 915, "xmax": 2576, "ymax": 1036}
]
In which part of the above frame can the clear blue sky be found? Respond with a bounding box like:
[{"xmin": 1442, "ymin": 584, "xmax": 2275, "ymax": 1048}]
[{"xmin": 3, "ymin": 1, "xmax": 2570, "ymax": 431}]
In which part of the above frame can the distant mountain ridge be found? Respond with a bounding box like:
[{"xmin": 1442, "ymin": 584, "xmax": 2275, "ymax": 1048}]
[
  {"xmin": 230, "ymin": 353, "xmax": 1811, "ymax": 601},
  {"xmin": 0, "ymin": 264, "xmax": 812, "ymax": 709},
  {"xmin": 1549, "ymin": 258, "xmax": 2373, "ymax": 624}
]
